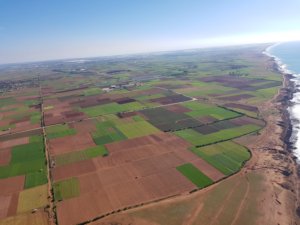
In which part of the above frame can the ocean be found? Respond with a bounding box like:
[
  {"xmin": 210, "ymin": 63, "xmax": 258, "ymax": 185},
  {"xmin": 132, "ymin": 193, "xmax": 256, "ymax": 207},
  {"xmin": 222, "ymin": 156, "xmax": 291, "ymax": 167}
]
[{"xmin": 267, "ymin": 41, "xmax": 300, "ymax": 160}]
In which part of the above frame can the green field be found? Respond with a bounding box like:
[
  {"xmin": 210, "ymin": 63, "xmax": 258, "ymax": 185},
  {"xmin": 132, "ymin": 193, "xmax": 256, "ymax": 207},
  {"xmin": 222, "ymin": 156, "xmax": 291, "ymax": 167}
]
[
  {"xmin": 46, "ymin": 124, "xmax": 76, "ymax": 139},
  {"xmin": 177, "ymin": 163, "xmax": 213, "ymax": 188},
  {"xmin": 53, "ymin": 177, "xmax": 80, "ymax": 201},
  {"xmin": 92, "ymin": 120, "xmax": 127, "ymax": 145},
  {"xmin": 0, "ymin": 135, "xmax": 47, "ymax": 189},
  {"xmin": 182, "ymin": 101, "xmax": 241, "ymax": 120},
  {"xmin": 175, "ymin": 124, "xmax": 260, "ymax": 146},
  {"xmin": 116, "ymin": 120, "xmax": 160, "ymax": 138},
  {"xmin": 83, "ymin": 87, "xmax": 102, "ymax": 96},
  {"xmin": 191, "ymin": 141, "xmax": 251, "ymax": 175},
  {"xmin": 55, "ymin": 145, "xmax": 108, "ymax": 166}
]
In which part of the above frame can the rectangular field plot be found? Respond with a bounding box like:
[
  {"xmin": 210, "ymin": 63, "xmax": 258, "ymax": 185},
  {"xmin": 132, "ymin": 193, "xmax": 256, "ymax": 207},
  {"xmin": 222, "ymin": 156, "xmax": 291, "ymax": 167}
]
[
  {"xmin": 182, "ymin": 101, "xmax": 241, "ymax": 120},
  {"xmin": 81, "ymin": 102, "xmax": 145, "ymax": 117},
  {"xmin": 52, "ymin": 132, "xmax": 229, "ymax": 225},
  {"xmin": 175, "ymin": 123, "xmax": 261, "ymax": 147},
  {"xmin": 54, "ymin": 145, "xmax": 108, "ymax": 166},
  {"xmin": 192, "ymin": 141, "xmax": 251, "ymax": 175},
  {"xmin": 177, "ymin": 163, "xmax": 213, "ymax": 188},
  {"xmin": 0, "ymin": 94, "xmax": 41, "ymax": 135},
  {"xmin": 140, "ymin": 107, "xmax": 202, "ymax": 132},
  {"xmin": 92, "ymin": 120, "xmax": 127, "ymax": 145},
  {"xmin": 17, "ymin": 184, "xmax": 48, "ymax": 213},
  {"xmin": 53, "ymin": 177, "xmax": 80, "ymax": 201},
  {"xmin": 116, "ymin": 121, "xmax": 160, "ymax": 138},
  {"xmin": 0, "ymin": 135, "xmax": 47, "ymax": 189},
  {"xmin": 46, "ymin": 124, "xmax": 76, "ymax": 139}
]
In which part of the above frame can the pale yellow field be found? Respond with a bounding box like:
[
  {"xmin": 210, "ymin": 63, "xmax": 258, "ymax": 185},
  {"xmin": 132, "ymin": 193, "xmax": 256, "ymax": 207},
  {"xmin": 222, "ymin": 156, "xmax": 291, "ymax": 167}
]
[{"xmin": 17, "ymin": 184, "xmax": 48, "ymax": 213}]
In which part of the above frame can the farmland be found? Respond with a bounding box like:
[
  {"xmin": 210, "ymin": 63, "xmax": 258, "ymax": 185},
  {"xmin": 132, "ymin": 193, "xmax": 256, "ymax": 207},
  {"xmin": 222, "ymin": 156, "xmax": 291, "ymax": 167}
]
[{"xmin": 0, "ymin": 44, "xmax": 285, "ymax": 224}]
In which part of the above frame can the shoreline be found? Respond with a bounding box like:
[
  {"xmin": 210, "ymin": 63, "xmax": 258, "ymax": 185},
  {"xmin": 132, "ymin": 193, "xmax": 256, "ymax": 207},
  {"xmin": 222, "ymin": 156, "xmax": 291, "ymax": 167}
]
[{"xmin": 265, "ymin": 44, "xmax": 300, "ymax": 219}]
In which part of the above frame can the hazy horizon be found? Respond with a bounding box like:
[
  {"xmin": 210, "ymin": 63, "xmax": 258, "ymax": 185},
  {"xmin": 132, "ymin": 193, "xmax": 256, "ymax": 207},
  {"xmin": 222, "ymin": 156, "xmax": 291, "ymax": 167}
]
[{"xmin": 1, "ymin": 0, "xmax": 300, "ymax": 64}]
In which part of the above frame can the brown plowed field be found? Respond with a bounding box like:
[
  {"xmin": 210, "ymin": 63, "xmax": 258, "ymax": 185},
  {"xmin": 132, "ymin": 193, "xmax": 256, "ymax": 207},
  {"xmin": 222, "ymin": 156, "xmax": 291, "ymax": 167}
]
[
  {"xmin": 164, "ymin": 104, "xmax": 191, "ymax": 113},
  {"xmin": 69, "ymin": 120, "xmax": 97, "ymax": 133},
  {"xmin": 48, "ymin": 132, "xmax": 96, "ymax": 155},
  {"xmin": 52, "ymin": 159, "xmax": 97, "ymax": 181},
  {"xmin": 56, "ymin": 189, "xmax": 113, "ymax": 225},
  {"xmin": 54, "ymin": 133, "xmax": 225, "ymax": 224},
  {"xmin": 0, "ymin": 176, "xmax": 25, "ymax": 195},
  {"xmin": 0, "ymin": 148, "xmax": 11, "ymax": 166},
  {"xmin": 0, "ymin": 137, "xmax": 28, "ymax": 149},
  {"xmin": 0, "ymin": 196, "xmax": 11, "ymax": 219}
]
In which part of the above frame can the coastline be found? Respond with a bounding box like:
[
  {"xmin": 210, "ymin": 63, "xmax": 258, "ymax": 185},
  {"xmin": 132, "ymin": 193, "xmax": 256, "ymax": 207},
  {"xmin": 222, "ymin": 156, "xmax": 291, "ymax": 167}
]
[{"xmin": 265, "ymin": 44, "xmax": 300, "ymax": 220}]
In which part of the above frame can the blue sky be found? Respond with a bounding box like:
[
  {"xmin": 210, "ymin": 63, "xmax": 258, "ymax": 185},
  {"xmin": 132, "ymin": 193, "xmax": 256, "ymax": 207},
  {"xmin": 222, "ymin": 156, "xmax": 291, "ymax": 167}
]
[{"xmin": 1, "ymin": 0, "xmax": 300, "ymax": 64}]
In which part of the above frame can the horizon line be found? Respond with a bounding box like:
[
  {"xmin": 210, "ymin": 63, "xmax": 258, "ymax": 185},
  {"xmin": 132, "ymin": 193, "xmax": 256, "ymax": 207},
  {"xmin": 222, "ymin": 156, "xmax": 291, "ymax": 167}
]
[{"xmin": 0, "ymin": 41, "xmax": 280, "ymax": 67}]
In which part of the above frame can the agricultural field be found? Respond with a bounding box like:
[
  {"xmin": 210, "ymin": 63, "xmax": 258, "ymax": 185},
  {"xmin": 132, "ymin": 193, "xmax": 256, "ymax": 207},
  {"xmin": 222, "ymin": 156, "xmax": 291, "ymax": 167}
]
[
  {"xmin": 0, "ymin": 89, "xmax": 41, "ymax": 135},
  {"xmin": 0, "ymin": 44, "xmax": 282, "ymax": 224},
  {"xmin": 0, "ymin": 131, "xmax": 48, "ymax": 220}
]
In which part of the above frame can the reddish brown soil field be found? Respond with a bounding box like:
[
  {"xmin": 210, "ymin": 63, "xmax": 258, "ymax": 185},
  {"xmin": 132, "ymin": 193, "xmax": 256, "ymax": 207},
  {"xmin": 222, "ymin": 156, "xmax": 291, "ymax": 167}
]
[
  {"xmin": 0, "ymin": 176, "xmax": 24, "ymax": 219},
  {"xmin": 0, "ymin": 148, "xmax": 11, "ymax": 166},
  {"xmin": 54, "ymin": 133, "xmax": 224, "ymax": 225},
  {"xmin": 6, "ymin": 193, "xmax": 18, "ymax": 217},
  {"xmin": 0, "ymin": 176, "xmax": 25, "ymax": 195},
  {"xmin": 56, "ymin": 189, "xmax": 113, "ymax": 225},
  {"xmin": 196, "ymin": 115, "xmax": 217, "ymax": 124},
  {"xmin": 9, "ymin": 116, "xmax": 30, "ymax": 125},
  {"xmin": 0, "ymin": 129, "xmax": 42, "ymax": 142},
  {"xmin": 14, "ymin": 121, "xmax": 31, "ymax": 128},
  {"xmin": 48, "ymin": 132, "xmax": 96, "ymax": 155},
  {"xmin": 52, "ymin": 159, "xmax": 97, "ymax": 181},
  {"xmin": 0, "ymin": 195, "xmax": 11, "ymax": 219},
  {"xmin": 0, "ymin": 137, "xmax": 29, "ymax": 149},
  {"xmin": 69, "ymin": 120, "xmax": 97, "ymax": 133},
  {"xmin": 63, "ymin": 111, "xmax": 85, "ymax": 119},
  {"xmin": 164, "ymin": 104, "xmax": 191, "ymax": 113}
]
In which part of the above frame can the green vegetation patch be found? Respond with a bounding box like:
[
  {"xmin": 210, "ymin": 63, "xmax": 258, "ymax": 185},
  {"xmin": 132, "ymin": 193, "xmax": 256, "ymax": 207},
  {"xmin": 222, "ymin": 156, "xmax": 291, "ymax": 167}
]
[
  {"xmin": 0, "ymin": 97, "xmax": 16, "ymax": 107},
  {"xmin": 24, "ymin": 170, "xmax": 48, "ymax": 189},
  {"xmin": 17, "ymin": 184, "xmax": 48, "ymax": 213},
  {"xmin": 92, "ymin": 121, "xmax": 127, "ymax": 145},
  {"xmin": 191, "ymin": 141, "xmax": 250, "ymax": 175},
  {"xmin": 55, "ymin": 145, "xmax": 108, "ymax": 166},
  {"xmin": 183, "ymin": 101, "xmax": 240, "ymax": 120},
  {"xmin": 30, "ymin": 114, "xmax": 41, "ymax": 124},
  {"xmin": 46, "ymin": 124, "xmax": 76, "ymax": 139},
  {"xmin": 116, "ymin": 121, "xmax": 160, "ymax": 138},
  {"xmin": 53, "ymin": 177, "xmax": 80, "ymax": 201},
  {"xmin": 177, "ymin": 163, "xmax": 213, "ymax": 188},
  {"xmin": 83, "ymin": 87, "xmax": 102, "ymax": 96},
  {"xmin": 175, "ymin": 124, "xmax": 260, "ymax": 146},
  {"xmin": 0, "ymin": 135, "xmax": 46, "ymax": 182}
]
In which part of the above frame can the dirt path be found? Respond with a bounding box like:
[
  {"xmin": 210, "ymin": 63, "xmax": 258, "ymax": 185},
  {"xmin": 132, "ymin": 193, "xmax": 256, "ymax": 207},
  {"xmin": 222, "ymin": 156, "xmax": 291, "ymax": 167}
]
[
  {"xmin": 183, "ymin": 203, "xmax": 204, "ymax": 225},
  {"xmin": 208, "ymin": 178, "xmax": 242, "ymax": 225},
  {"xmin": 39, "ymin": 76, "xmax": 56, "ymax": 225},
  {"xmin": 230, "ymin": 174, "xmax": 250, "ymax": 225}
]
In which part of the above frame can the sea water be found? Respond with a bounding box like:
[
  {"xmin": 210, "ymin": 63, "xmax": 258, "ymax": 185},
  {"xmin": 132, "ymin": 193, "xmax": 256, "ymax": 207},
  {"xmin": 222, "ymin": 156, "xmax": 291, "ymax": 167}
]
[{"xmin": 268, "ymin": 41, "xmax": 300, "ymax": 160}]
